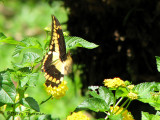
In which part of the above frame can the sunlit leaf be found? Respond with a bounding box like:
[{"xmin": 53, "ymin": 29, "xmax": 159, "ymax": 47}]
[
  {"xmin": 77, "ymin": 97, "xmax": 109, "ymax": 112},
  {"xmin": 12, "ymin": 37, "xmax": 43, "ymax": 58},
  {"xmin": 0, "ymin": 32, "xmax": 22, "ymax": 45},
  {"xmin": 20, "ymin": 72, "xmax": 39, "ymax": 87},
  {"xmin": 0, "ymin": 71, "xmax": 16, "ymax": 104},
  {"xmin": 109, "ymin": 114, "xmax": 123, "ymax": 120},
  {"xmin": 37, "ymin": 114, "xmax": 52, "ymax": 120},
  {"xmin": 21, "ymin": 52, "xmax": 41, "ymax": 67},
  {"xmin": 134, "ymin": 82, "xmax": 156, "ymax": 99},
  {"xmin": 0, "ymin": 33, "xmax": 7, "ymax": 40},
  {"xmin": 80, "ymin": 86, "xmax": 114, "ymax": 112},
  {"xmin": 142, "ymin": 112, "xmax": 160, "ymax": 120},
  {"xmin": 20, "ymin": 97, "xmax": 40, "ymax": 112},
  {"xmin": 156, "ymin": 56, "xmax": 160, "ymax": 72},
  {"xmin": 65, "ymin": 36, "xmax": 99, "ymax": 50},
  {"xmin": 98, "ymin": 87, "xmax": 114, "ymax": 106}
]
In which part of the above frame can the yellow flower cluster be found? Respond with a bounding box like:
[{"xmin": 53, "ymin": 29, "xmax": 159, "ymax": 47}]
[
  {"xmin": 110, "ymin": 106, "xmax": 134, "ymax": 120},
  {"xmin": 45, "ymin": 81, "xmax": 68, "ymax": 99},
  {"xmin": 127, "ymin": 92, "xmax": 138, "ymax": 100},
  {"xmin": 67, "ymin": 111, "xmax": 90, "ymax": 120},
  {"xmin": 104, "ymin": 77, "xmax": 126, "ymax": 88},
  {"xmin": 127, "ymin": 85, "xmax": 135, "ymax": 90}
]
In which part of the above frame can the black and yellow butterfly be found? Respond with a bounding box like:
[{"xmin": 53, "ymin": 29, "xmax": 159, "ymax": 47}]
[{"xmin": 42, "ymin": 15, "xmax": 72, "ymax": 88}]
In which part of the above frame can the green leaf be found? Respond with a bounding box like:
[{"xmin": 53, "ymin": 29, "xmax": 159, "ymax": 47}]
[
  {"xmin": 142, "ymin": 112, "xmax": 151, "ymax": 120},
  {"xmin": 134, "ymin": 82, "xmax": 160, "ymax": 110},
  {"xmin": 12, "ymin": 45, "xmax": 25, "ymax": 57},
  {"xmin": 156, "ymin": 56, "xmax": 160, "ymax": 72},
  {"xmin": 0, "ymin": 37, "xmax": 23, "ymax": 45},
  {"xmin": 77, "ymin": 98, "xmax": 109, "ymax": 112},
  {"xmin": 20, "ymin": 97, "xmax": 40, "ymax": 112},
  {"xmin": 98, "ymin": 87, "xmax": 114, "ymax": 106},
  {"xmin": 133, "ymin": 83, "xmax": 160, "ymax": 110},
  {"xmin": 20, "ymin": 73, "xmax": 39, "ymax": 87},
  {"xmin": 134, "ymin": 82, "xmax": 156, "ymax": 99},
  {"xmin": 12, "ymin": 51, "xmax": 41, "ymax": 70},
  {"xmin": 79, "ymin": 86, "xmax": 114, "ymax": 112},
  {"xmin": 0, "ymin": 33, "xmax": 22, "ymax": 45},
  {"xmin": 115, "ymin": 87, "xmax": 129, "ymax": 99},
  {"xmin": 21, "ymin": 76, "xmax": 29, "ymax": 87},
  {"xmin": 0, "ymin": 33, "xmax": 7, "ymax": 40},
  {"xmin": 109, "ymin": 114, "xmax": 123, "ymax": 120},
  {"xmin": 156, "ymin": 111, "xmax": 160, "ymax": 116},
  {"xmin": 21, "ymin": 52, "xmax": 41, "ymax": 67},
  {"xmin": 65, "ymin": 36, "xmax": 99, "ymax": 50},
  {"xmin": 149, "ymin": 102, "xmax": 160, "ymax": 110},
  {"xmin": 88, "ymin": 86, "xmax": 114, "ymax": 106},
  {"xmin": 88, "ymin": 90, "xmax": 100, "ymax": 99},
  {"xmin": 88, "ymin": 86, "xmax": 100, "ymax": 98},
  {"xmin": 12, "ymin": 37, "xmax": 43, "ymax": 58},
  {"xmin": 37, "ymin": 114, "xmax": 52, "ymax": 120},
  {"xmin": 27, "ymin": 73, "xmax": 39, "ymax": 86},
  {"xmin": 0, "ymin": 71, "xmax": 16, "ymax": 104},
  {"xmin": 0, "ymin": 102, "xmax": 5, "ymax": 107},
  {"xmin": 142, "ymin": 112, "xmax": 160, "ymax": 120}
]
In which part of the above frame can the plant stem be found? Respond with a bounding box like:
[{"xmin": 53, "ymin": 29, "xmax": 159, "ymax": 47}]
[
  {"xmin": 121, "ymin": 99, "xmax": 131, "ymax": 114},
  {"xmin": 111, "ymin": 97, "xmax": 123, "ymax": 113},
  {"xmin": 12, "ymin": 104, "xmax": 16, "ymax": 120},
  {"xmin": 115, "ymin": 97, "xmax": 123, "ymax": 108},
  {"xmin": 114, "ymin": 98, "xmax": 130, "ymax": 115},
  {"xmin": 40, "ymin": 95, "xmax": 52, "ymax": 105}
]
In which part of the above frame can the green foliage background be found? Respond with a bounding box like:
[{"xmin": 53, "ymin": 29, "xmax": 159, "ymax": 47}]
[{"xmin": 0, "ymin": 0, "xmax": 84, "ymax": 119}]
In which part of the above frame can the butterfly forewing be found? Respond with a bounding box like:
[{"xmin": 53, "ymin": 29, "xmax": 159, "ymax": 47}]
[
  {"xmin": 42, "ymin": 15, "xmax": 67, "ymax": 87},
  {"xmin": 50, "ymin": 16, "xmax": 67, "ymax": 61}
]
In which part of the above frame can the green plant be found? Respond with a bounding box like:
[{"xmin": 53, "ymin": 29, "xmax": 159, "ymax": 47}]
[
  {"xmin": 0, "ymin": 16, "xmax": 160, "ymax": 120},
  {"xmin": 72, "ymin": 57, "xmax": 160, "ymax": 120},
  {"xmin": 0, "ymin": 31, "xmax": 98, "ymax": 120}
]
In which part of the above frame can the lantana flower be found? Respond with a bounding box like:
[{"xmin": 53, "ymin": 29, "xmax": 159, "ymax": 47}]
[
  {"xmin": 110, "ymin": 106, "xmax": 134, "ymax": 120},
  {"xmin": 67, "ymin": 111, "xmax": 90, "ymax": 120},
  {"xmin": 127, "ymin": 85, "xmax": 135, "ymax": 90},
  {"xmin": 104, "ymin": 77, "xmax": 126, "ymax": 88},
  {"xmin": 127, "ymin": 92, "xmax": 138, "ymax": 100},
  {"xmin": 44, "ymin": 81, "xmax": 68, "ymax": 99}
]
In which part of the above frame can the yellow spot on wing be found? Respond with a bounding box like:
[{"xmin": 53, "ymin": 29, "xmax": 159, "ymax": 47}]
[
  {"xmin": 52, "ymin": 78, "xmax": 56, "ymax": 82},
  {"xmin": 45, "ymin": 75, "xmax": 50, "ymax": 80},
  {"xmin": 52, "ymin": 52, "xmax": 59, "ymax": 62},
  {"xmin": 48, "ymin": 77, "xmax": 53, "ymax": 81},
  {"xmin": 50, "ymin": 45, "xmax": 53, "ymax": 50},
  {"xmin": 56, "ymin": 80, "xmax": 60, "ymax": 84}
]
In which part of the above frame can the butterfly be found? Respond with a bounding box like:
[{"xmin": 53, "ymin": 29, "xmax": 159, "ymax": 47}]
[{"xmin": 42, "ymin": 15, "xmax": 72, "ymax": 88}]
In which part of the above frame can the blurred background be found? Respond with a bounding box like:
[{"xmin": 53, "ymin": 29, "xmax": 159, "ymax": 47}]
[{"xmin": 1, "ymin": 0, "xmax": 160, "ymax": 119}]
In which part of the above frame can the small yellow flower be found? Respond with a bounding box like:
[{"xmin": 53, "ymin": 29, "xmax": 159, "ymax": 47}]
[
  {"xmin": 15, "ymin": 94, "xmax": 28, "ymax": 102},
  {"xmin": 127, "ymin": 85, "xmax": 135, "ymax": 90},
  {"xmin": 110, "ymin": 106, "xmax": 134, "ymax": 120},
  {"xmin": 104, "ymin": 77, "xmax": 126, "ymax": 88},
  {"xmin": 67, "ymin": 111, "xmax": 90, "ymax": 120},
  {"xmin": 127, "ymin": 92, "xmax": 138, "ymax": 100},
  {"xmin": 45, "ymin": 81, "xmax": 68, "ymax": 99},
  {"xmin": 0, "ymin": 104, "xmax": 7, "ymax": 111}
]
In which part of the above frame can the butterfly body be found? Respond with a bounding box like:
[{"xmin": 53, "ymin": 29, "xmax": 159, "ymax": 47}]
[{"xmin": 42, "ymin": 16, "xmax": 72, "ymax": 87}]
